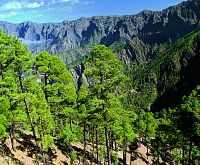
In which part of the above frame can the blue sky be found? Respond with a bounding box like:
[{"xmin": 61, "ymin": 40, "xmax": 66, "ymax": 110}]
[{"xmin": 0, "ymin": 0, "xmax": 185, "ymax": 23}]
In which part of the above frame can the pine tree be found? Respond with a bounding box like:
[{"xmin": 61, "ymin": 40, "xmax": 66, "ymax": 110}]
[
  {"xmin": 34, "ymin": 52, "xmax": 77, "ymax": 136},
  {"xmin": 0, "ymin": 31, "xmax": 35, "ymax": 150},
  {"xmin": 84, "ymin": 45, "xmax": 132, "ymax": 164},
  {"xmin": 177, "ymin": 86, "xmax": 200, "ymax": 164},
  {"xmin": 77, "ymin": 84, "xmax": 89, "ymax": 162},
  {"xmin": 22, "ymin": 75, "xmax": 54, "ymax": 149},
  {"xmin": 0, "ymin": 31, "xmax": 54, "ymax": 152},
  {"xmin": 0, "ymin": 98, "xmax": 9, "ymax": 142}
]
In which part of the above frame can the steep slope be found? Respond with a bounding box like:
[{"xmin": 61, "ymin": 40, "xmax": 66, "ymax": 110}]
[
  {"xmin": 0, "ymin": 0, "xmax": 200, "ymax": 57},
  {"xmin": 131, "ymin": 29, "xmax": 200, "ymax": 111}
]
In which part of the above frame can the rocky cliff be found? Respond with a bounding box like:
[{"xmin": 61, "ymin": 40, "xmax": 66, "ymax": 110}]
[{"xmin": 0, "ymin": 0, "xmax": 200, "ymax": 55}]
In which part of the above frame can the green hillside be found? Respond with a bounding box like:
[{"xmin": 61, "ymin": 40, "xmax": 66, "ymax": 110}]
[{"xmin": 130, "ymin": 29, "xmax": 200, "ymax": 111}]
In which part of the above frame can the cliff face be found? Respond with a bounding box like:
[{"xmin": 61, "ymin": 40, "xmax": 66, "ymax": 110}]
[{"xmin": 0, "ymin": 0, "xmax": 200, "ymax": 54}]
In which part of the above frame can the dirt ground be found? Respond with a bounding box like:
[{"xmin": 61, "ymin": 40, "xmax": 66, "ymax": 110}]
[
  {"xmin": 0, "ymin": 138, "xmax": 152, "ymax": 165},
  {"xmin": 0, "ymin": 138, "xmax": 70, "ymax": 165}
]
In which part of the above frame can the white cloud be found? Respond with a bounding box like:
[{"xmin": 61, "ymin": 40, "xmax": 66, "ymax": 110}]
[
  {"xmin": 0, "ymin": 12, "xmax": 17, "ymax": 19},
  {"xmin": 26, "ymin": 2, "xmax": 44, "ymax": 8},
  {"xmin": 10, "ymin": 12, "xmax": 17, "ymax": 16},
  {"xmin": 1, "ymin": 1, "xmax": 44, "ymax": 10},
  {"xmin": 52, "ymin": 0, "xmax": 79, "ymax": 4}
]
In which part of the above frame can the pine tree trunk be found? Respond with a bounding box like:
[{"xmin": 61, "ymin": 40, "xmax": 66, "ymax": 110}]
[
  {"xmin": 123, "ymin": 145, "xmax": 127, "ymax": 165},
  {"xmin": 96, "ymin": 127, "xmax": 99, "ymax": 164},
  {"xmin": 0, "ymin": 64, "xmax": 4, "ymax": 80},
  {"xmin": 138, "ymin": 135, "xmax": 142, "ymax": 147},
  {"xmin": 105, "ymin": 127, "xmax": 110, "ymax": 165},
  {"xmin": 91, "ymin": 126, "xmax": 95, "ymax": 164},
  {"xmin": 188, "ymin": 140, "xmax": 193, "ymax": 165},
  {"xmin": 147, "ymin": 143, "xmax": 149, "ymax": 161},
  {"xmin": 130, "ymin": 152, "xmax": 132, "ymax": 165},
  {"xmin": 182, "ymin": 145, "xmax": 185, "ymax": 165},
  {"xmin": 44, "ymin": 73, "xmax": 48, "ymax": 101},
  {"xmin": 83, "ymin": 122, "xmax": 86, "ymax": 164},
  {"xmin": 9, "ymin": 122, "xmax": 16, "ymax": 152},
  {"xmin": 83, "ymin": 123, "xmax": 86, "ymax": 151},
  {"xmin": 110, "ymin": 132, "xmax": 114, "ymax": 150},
  {"xmin": 39, "ymin": 116, "xmax": 44, "ymax": 149},
  {"xmin": 18, "ymin": 72, "xmax": 36, "ymax": 140},
  {"xmin": 24, "ymin": 98, "xmax": 37, "ymax": 139}
]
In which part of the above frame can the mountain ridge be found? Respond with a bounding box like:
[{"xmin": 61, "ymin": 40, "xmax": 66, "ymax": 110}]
[{"xmin": 0, "ymin": 0, "xmax": 200, "ymax": 55}]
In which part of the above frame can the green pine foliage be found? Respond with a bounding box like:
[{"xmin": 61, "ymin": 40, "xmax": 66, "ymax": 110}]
[
  {"xmin": 84, "ymin": 45, "xmax": 137, "ymax": 164},
  {"xmin": 0, "ymin": 28, "xmax": 200, "ymax": 165},
  {"xmin": 151, "ymin": 85, "xmax": 200, "ymax": 164}
]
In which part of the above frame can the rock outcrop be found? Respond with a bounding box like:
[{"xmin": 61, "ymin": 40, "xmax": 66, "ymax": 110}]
[{"xmin": 0, "ymin": 0, "xmax": 200, "ymax": 55}]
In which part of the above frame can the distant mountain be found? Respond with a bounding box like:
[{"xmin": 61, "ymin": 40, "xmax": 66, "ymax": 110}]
[{"xmin": 0, "ymin": 0, "xmax": 200, "ymax": 56}]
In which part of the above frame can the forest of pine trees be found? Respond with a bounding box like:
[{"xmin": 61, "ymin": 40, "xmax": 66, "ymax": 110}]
[{"xmin": 0, "ymin": 30, "xmax": 200, "ymax": 165}]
